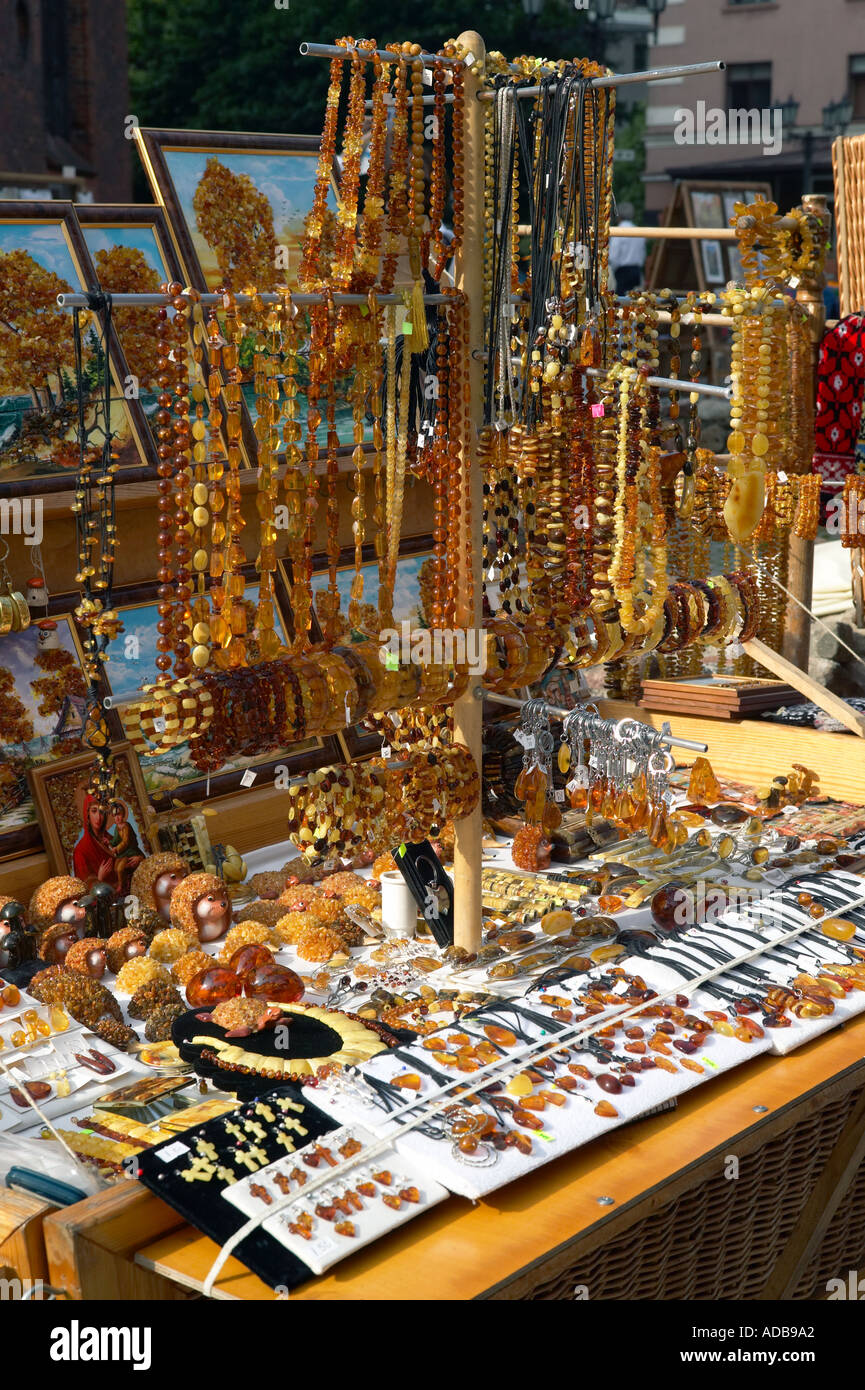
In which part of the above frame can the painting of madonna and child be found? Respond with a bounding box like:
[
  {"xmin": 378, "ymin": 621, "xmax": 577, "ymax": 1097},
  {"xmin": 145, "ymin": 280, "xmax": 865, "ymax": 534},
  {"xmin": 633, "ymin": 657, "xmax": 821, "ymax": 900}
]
[{"xmin": 28, "ymin": 744, "xmax": 154, "ymax": 896}]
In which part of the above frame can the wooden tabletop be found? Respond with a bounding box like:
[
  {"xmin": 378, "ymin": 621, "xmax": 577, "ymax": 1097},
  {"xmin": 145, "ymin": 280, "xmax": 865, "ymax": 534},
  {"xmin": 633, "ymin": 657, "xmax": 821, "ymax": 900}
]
[{"xmin": 133, "ymin": 1013, "xmax": 865, "ymax": 1300}]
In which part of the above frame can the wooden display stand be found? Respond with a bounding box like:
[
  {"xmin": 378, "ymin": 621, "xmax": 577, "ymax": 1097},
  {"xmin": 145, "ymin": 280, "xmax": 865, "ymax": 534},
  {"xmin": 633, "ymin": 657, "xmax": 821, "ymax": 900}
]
[{"xmin": 0, "ymin": 1190, "xmax": 55, "ymax": 1293}]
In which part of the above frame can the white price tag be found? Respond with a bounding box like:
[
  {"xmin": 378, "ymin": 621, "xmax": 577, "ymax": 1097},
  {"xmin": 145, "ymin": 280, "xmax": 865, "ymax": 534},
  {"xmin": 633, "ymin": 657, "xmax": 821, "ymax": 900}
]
[
  {"xmin": 240, "ymin": 769, "xmax": 257, "ymax": 789},
  {"xmin": 153, "ymin": 716, "xmax": 166, "ymax": 734},
  {"xmin": 381, "ymin": 744, "xmax": 392, "ymax": 760},
  {"xmin": 157, "ymin": 1141, "xmax": 189, "ymax": 1163},
  {"xmin": 514, "ymin": 730, "xmax": 535, "ymax": 750},
  {"xmin": 554, "ymin": 788, "xmax": 565, "ymax": 803},
  {"xmin": 422, "ymin": 67, "xmax": 433, "ymax": 85}
]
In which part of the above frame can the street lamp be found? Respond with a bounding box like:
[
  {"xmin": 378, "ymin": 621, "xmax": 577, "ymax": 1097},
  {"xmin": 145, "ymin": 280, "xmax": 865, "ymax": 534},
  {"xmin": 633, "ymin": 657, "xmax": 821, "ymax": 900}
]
[
  {"xmin": 644, "ymin": 0, "xmax": 668, "ymax": 36},
  {"xmin": 782, "ymin": 92, "xmax": 852, "ymax": 196}
]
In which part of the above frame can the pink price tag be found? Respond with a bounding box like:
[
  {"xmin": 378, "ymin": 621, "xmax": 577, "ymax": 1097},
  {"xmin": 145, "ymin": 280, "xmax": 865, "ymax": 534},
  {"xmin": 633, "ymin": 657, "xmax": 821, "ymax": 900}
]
[{"xmin": 590, "ymin": 403, "xmax": 605, "ymax": 418}]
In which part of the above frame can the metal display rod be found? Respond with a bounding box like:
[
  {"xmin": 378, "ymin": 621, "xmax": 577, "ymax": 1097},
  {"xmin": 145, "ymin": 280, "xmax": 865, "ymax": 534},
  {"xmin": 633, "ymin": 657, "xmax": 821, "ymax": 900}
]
[
  {"xmin": 299, "ymin": 40, "xmax": 464, "ymax": 66},
  {"xmin": 477, "ymin": 59, "xmax": 725, "ymax": 101},
  {"xmin": 487, "ymin": 693, "xmax": 708, "ymax": 753},
  {"xmin": 57, "ymin": 290, "xmax": 452, "ymax": 309},
  {"xmin": 470, "ymin": 349, "xmax": 730, "ymax": 398}
]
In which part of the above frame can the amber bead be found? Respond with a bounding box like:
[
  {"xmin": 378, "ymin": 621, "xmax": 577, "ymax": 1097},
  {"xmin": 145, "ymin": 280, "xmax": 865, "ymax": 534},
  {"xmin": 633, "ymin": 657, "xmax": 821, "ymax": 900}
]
[
  {"xmin": 597, "ymin": 1073, "xmax": 622, "ymax": 1094},
  {"xmin": 822, "ymin": 918, "xmax": 856, "ymax": 942},
  {"xmin": 393, "ymin": 1073, "xmax": 422, "ymax": 1091},
  {"xmin": 243, "ymin": 962, "xmax": 304, "ymax": 1004},
  {"xmin": 229, "ymin": 944, "xmax": 273, "ymax": 977},
  {"xmin": 594, "ymin": 1100, "xmax": 618, "ymax": 1119},
  {"xmin": 186, "ymin": 967, "xmax": 242, "ymax": 1007}
]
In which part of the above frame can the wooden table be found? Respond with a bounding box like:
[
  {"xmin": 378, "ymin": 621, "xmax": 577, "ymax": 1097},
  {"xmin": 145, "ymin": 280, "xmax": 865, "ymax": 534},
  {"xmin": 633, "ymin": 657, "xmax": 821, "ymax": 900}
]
[
  {"xmin": 42, "ymin": 1013, "xmax": 865, "ymax": 1301},
  {"xmin": 38, "ymin": 709, "xmax": 865, "ymax": 1299}
]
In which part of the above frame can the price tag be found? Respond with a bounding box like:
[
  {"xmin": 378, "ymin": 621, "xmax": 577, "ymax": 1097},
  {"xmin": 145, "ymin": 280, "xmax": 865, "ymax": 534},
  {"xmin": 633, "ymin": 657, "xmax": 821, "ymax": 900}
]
[
  {"xmin": 514, "ymin": 730, "xmax": 535, "ymax": 750},
  {"xmin": 590, "ymin": 403, "xmax": 605, "ymax": 418},
  {"xmin": 568, "ymin": 767, "xmax": 589, "ymax": 789},
  {"xmin": 345, "ymin": 696, "xmax": 352, "ymax": 726},
  {"xmin": 384, "ymin": 651, "xmax": 399, "ymax": 671},
  {"xmin": 554, "ymin": 788, "xmax": 565, "ymax": 803},
  {"xmin": 153, "ymin": 716, "xmax": 166, "ymax": 734},
  {"xmin": 401, "ymin": 320, "xmax": 413, "ymax": 334},
  {"xmin": 422, "ymin": 67, "xmax": 433, "ymax": 85},
  {"xmin": 763, "ymin": 868, "xmax": 789, "ymax": 885},
  {"xmin": 157, "ymin": 1141, "xmax": 189, "ymax": 1163},
  {"xmin": 240, "ymin": 769, "xmax": 257, "ymax": 789},
  {"xmin": 536, "ymin": 1131, "xmax": 555, "ymax": 1142},
  {"xmin": 309, "ymin": 1236, "xmax": 338, "ymax": 1257},
  {"xmin": 381, "ymin": 744, "xmax": 392, "ymax": 760}
]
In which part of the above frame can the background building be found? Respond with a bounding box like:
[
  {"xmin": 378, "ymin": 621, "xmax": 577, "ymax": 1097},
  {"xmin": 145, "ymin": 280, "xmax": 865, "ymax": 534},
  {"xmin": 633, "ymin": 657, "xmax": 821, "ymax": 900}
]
[
  {"xmin": 0, "ymin": 0, "xmax": 132, "ymax": 201},
  {"xmin": 643, "ymin": 0, "xmax": 863, "ymax": 218}
]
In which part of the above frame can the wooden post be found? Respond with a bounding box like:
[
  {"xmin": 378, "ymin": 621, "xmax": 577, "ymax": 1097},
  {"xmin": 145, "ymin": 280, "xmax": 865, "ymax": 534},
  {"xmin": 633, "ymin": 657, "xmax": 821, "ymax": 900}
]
[
  {"xmin": 451, "ymin": 30, "xmax": 486, "ymax": 953},
  {"xmin": 781, "ymin": 193, "xmax": 830, "ymax": 673}
]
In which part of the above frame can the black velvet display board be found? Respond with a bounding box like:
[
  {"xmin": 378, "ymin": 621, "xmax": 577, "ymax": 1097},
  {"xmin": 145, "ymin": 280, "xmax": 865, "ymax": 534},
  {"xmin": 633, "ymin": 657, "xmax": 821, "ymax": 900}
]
[
  {"xmin": 171, "ymin": 1006, "xmax": 412, "ymax": 1101},
  {"xmin": 136, "ymin": 1084, "xmax": 339, "ymax": 1291}
]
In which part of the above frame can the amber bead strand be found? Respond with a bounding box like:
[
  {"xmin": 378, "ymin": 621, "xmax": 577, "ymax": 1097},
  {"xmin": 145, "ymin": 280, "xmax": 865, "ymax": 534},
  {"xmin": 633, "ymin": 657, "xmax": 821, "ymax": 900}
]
[
  {"xmin": 253, "ymin": 291, "xmax": 282, "ymax": 661},
  {"xmin": 429, "ymin": 58, "xmax": 448, "ymax": 277},
  {"xmin": 168, "ymin": 287, "xmax": 193, "ymax": 680},
  {"xmin": 331, "ymin": 38, "xmax": 368, "ymax": 292},
  {"xmin": 298, "ymin": 56, "xmax": 344, "ymax": 290},
  {"xmin": 443, "ymin": 291, "xmax": 466, "ymax": 629},
  {"xmin": 431, "ymin": 306, "xmax": 450, "ymax": 628},
  {"xmin": 356, "ymin": 55, "xmax": 391, "ymax": 291},
  {"xmin": 154, "ymin": 294, "xmax": 178, "ymax": 682},
  {"xmin": 204, "ymin": 303, "xmax": 228, "ymax": 659},
  {"xmin": 296, "ymin": 303, "xmax": 325, "ymax": 654},
  {"xmin": 381, "ymin": 55, "xmax": 409, "ymax": 295},
  {"xmin": 187, "ymin": 290, "xmax": 212, "ymax": 670},
  {"xmin": 322, "ymin": 292, "xmax": 343, "ymax": 644},
  {"xmin": 279, "ymin": 290, "xmax": 306, "ymax": 636},
  {"xmin": 440, "ymin": 44, "xmax": 464, "ymax": 280},
  {"xmin": 347, "ymin": 293, "xmax": 378, "ymax": 631},
  {"xmin": 217, "ymin": 290, "xmax": 247, "ymax": 668}
]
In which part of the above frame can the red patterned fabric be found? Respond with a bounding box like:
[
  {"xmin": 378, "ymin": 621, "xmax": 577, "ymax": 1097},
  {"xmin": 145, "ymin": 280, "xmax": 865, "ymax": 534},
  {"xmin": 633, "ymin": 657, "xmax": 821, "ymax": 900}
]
[{"xmin": 812, "ymin": 312, "xmax": 865, "ymax": 488}]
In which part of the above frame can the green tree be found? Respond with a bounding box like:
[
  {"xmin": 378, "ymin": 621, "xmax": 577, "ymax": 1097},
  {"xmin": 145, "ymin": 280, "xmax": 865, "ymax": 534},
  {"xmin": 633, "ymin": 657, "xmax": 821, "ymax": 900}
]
[{"xmin": 127, "ymin": 0, "xmax": 599, "ymax": 138}]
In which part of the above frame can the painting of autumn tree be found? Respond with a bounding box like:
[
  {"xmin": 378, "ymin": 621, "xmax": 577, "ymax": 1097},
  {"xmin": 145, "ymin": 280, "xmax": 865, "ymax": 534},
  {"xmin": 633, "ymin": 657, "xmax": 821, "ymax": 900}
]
[
  {"xmin": 0, "ymin": 250, "xmax": 76, "ymax": 410},
  {"xmin": 0, "ymin": 664, "xmax": 35, "ymax": 745},
  {"xmin": 30, "ymin": 646, "xmax": 88, "ymax": 723},
  {"xmin": 92, "ymin": 244, "xmax": 163, "ymax": 390},
  {"xmin": 192, "ymin": 156, "xmax": 277, "ymax": 290}
]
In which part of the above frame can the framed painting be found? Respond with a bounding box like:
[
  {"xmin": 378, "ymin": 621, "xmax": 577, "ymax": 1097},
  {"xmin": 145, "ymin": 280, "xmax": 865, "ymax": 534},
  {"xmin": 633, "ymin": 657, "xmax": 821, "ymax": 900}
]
[
  {"xmin": 73, "ymin": 204, "xmax": 188, "ymax": 454},
  {"xmin": 0, "ymin": 613, "xmax": 97, "ymax": 862},
  {"xmin": 291, "ymin": 536, "xmax": 435, "ymax": 760},
  {"xmin": 0, "ymin": 201, "xmax": 157, "ymax": 495},
  {"xmin": 79, "ymin": 570, "xmax": 341, "ymax": 807},
  {"xmin": 28, "ymin": 741, "xmax": 154, "ymax": 893},
  {"xmin": 133, "ymin": 128, "xmax": 355, "ymax": 462}
]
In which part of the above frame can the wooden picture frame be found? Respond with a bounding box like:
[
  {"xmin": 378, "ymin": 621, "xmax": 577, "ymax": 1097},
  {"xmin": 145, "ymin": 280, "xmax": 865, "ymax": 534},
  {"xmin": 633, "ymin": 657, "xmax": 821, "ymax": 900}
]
[
  {"xmin": 646, "ymin": 179, "xmax": 772, "ymax": 293},
  {"xmin": 28, "ymin": 741, "xmax": 154, "ymax": 892},
  {"xmin": 62, "ymin": 567, "xmax": 341, "ymax": 810},
  {"xmin": 132, "ymin": 128, "xmax": 355, "ymax": 466},
  {"xmin": 72, "ymin": 204, "xmax": 188, "ymax": 457},
  {"xmin": 0, "ymin": 200, "xmax": 157, "ymax": 495},
  {"xmin": 0, "ymin": 611, "xmax": 99, "ymax": 863}
]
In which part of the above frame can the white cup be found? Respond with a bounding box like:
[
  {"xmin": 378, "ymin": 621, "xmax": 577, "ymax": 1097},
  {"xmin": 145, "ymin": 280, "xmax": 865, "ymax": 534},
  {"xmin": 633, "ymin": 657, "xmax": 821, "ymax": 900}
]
[{"xmin": 379, "ymin": 869, "xmax": 418, "ymax": 939}]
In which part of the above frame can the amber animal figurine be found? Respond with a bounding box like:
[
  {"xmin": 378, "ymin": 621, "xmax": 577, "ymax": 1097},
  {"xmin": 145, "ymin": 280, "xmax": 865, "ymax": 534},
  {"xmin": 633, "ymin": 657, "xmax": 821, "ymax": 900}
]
[
  {"xmin": 130, "ymin": 853, "xmax": 190, "ymax": 928},
  {"xmin": 29, "ymin": 877, "xmax": 88, "ymax": 933},
  {"xmin": 169, "ymin": 872, "xmax": 233, "ymax": 943},
  {"xmin": 208, "ymin": 996, "xmax": 284, "ymax": 1037}
]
